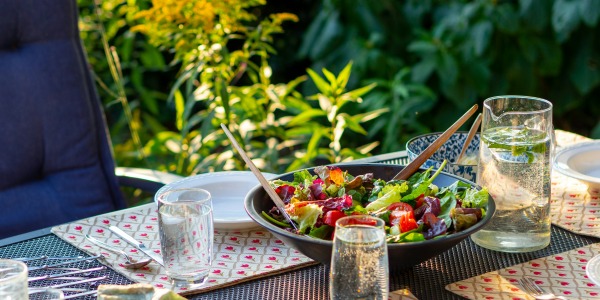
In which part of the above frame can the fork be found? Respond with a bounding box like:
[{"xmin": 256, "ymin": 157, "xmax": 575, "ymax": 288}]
[{"xmin": 519, "ymin": 277, "xmax": 568, "ymax": 300}]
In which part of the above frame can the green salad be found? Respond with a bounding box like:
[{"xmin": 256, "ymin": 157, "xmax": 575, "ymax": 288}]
[{"xmin": 262, "ymin": 162, "xmax": 489, "ymax": 243}]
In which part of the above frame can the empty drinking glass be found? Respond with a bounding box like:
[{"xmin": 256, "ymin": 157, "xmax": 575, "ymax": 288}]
[
  {"xmin": 0, "ymin": 259, "xmax": 28, "ymax": 300},
  {"xmin": 157, "ymin": 188, "xmax": 214, "ymax": 287},
  {"xmin": 29, "ymin": 288, "xmax": 65, "ymax": 299},
  {"xmin": 330, "ymin": 215, "xmax": 388, "ymax": 300}
]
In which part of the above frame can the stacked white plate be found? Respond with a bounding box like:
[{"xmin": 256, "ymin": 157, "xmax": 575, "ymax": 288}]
[
  {"xmin": 553, "ymin": 141, "xmax": 600, "ymax": 194},
  {"xmin": 155, "ymin": 171, "xmax": 278, "ymax": 230}
]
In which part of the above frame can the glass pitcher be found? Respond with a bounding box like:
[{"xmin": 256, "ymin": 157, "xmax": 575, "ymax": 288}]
[{"xmin": 471, "ymin": 95, "xmax": 554, "ymax": 252}]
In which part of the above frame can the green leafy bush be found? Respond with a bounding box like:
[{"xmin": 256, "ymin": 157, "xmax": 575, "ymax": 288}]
[
  {"xmin": 292, "ymin": 0, "xmax": 600, "ymax": 148},
  {"xmin": 78, "ymin": 0, "xmax": 383, "ymax": 177},
  {"xmin": 78, "ymin": 0, "xmax": 600, "ymax": 182}
]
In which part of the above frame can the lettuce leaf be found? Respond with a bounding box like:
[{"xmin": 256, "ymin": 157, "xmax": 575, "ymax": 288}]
[
  {"xmin": 463, "ymin": 187, "xmax": 489, "ymax": 208},
  {"xmin": 367, "ymin": 179, "xmax": 388, "ymax": 202},
  {"xmin": 293, "ymin": 169, "xmax": 316, "ymax": 184},
  {"xmin": 345, "ymin": 204, "xmax": 368, "ymax": 215},
  {"xmin": 261, "ymin": 211, "xmax": 292, "ymax": 228},
  {"xmin": 436, "ymin": 192, "xmax": 457, "ymax": 228},
  {"xmin": 399, "ymin": 161, "xmax": 447, "ymax": 206},
  {"xmin": 365, "ymin": 183, "xmax": 408, "ymax": 212},
  {"xmin": 451, "ymin": 208, "xmax": 479, "ymax": 231},
  {"xmin": 387, "ymin": 225, "xmax": 426, "ymax": 243},
  {"xmin": 308, "ymin": 195, "xmax": 353, "ymax": 212},
  {"xmin": 287, "ymin": 203, "xmax": 323, "ymax": 233},
  {"xmin": 308, "ymin": 224, "xmax": 333, "ymax": 239},
  {"xmin": 275, "ymin": 185, "xmax": 296, "ymax": 204},
  {"xmin": 435, "ymin": 180, "xmax": 468, "ymax": 227}
]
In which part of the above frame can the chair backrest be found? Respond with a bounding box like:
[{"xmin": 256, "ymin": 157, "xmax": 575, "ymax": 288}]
[{"xmin": 0, "ymin": 0, "xmax": 125, "ymax": 238}]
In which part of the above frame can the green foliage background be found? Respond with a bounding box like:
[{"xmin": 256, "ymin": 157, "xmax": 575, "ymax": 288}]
[
  {"xmin": 275, "ymin": 0, "xmax": 600, "ymax": 151},
  {"xmin": 78, "ymin": 0, "xmax": 600, "ymax": 178}
]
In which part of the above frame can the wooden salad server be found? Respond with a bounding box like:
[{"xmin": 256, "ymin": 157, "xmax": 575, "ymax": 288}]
[
  {"xmin": 456, "ymin": 112, "xmax": 482, "ymax": 164},
  {"xmin": 221, "ymin": 123, "xmax": 300, "ymax": 232},
  {"xmin": 392, "ymin": 104, "xmax": 479, "ymax": 181}
]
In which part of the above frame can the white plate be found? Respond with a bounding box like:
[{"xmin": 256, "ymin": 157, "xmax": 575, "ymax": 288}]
[
  {"xmin": 587, "ymin": 254, "xmax": 600, "ymax": 286},
  {"xmin": 155, "ymin": 171, "xmax": 278, "ymax": 230},
  {"xmin": 553, "ymin": 141, "xmax": 600, "ymax": 192}
]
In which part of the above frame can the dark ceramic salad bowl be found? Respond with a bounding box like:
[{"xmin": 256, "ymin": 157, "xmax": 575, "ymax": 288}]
[{"xmin": 244, "ymin": 163, "xmax": 495, "ymax": 270}]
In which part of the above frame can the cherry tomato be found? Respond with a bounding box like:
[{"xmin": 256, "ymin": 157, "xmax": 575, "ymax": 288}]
[
  {"xmin": 345, "ymin": 217, "xmax": 377, "ymax": 226},
  {"xmin": 415, "ymin": 194, "xmax": 426, "ymax": 208},
  {"xmin": 388, "ymin": 202, "xmax": 418, "ymax": 232},
  {"xmin": 323, "ymin": 210, "xmax": 346, "ymax": 227},
  {"xmin": 387, "ymin": 202, "xmax": 413, "ymax": 212}
]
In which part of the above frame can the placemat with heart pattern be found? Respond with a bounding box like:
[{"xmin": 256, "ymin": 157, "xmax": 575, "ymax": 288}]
[
  {"xmin": 551, "ymin": 130, "xmax": 600, "ymax": 238},
  {"xmin": 445, "ymin": 243, "xmax": 600, "ymax": 299},
  {"xmin": 51, "ymin": 203, "xmax": 317, "ymax": 296}
]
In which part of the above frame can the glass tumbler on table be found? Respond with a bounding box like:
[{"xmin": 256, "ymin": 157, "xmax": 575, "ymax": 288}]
[
  {"xmin": 29, "ymin": 288, "xmax": 65, "ymax": 299},
  {"xmin": 330, "ymin": 215, "xmax": 388, "ymax": 300},
  {"xmin": 157, "ymin": 188, "xmax": 214, "ymax": 287},
  {"xmin": 0, "ymin": 259, "xmax": 28, "ymax": 300},
  {"xmin": 471, "ymin": 95, "xmax": 554, "ymax": 253}
]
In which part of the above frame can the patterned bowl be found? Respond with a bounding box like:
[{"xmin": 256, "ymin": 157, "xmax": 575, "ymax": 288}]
[{"xmin": 406, "ymin": 131, "xmax": 480, "ymax": 182}]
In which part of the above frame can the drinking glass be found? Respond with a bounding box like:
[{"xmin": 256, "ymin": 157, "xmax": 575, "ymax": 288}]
[
  {"xmin": 330, "ymin": 215, "xmax": 388, "ymax": 300},
  {"xmin": 157, "ymin": 188, "xmax": 214, "ymax": 287},
  {"xmin": 0, "ymin": 259, "xmax": 28, "ymax": 299},
  {"xmin": 471, "ymin": 95, "xmax": 554, "ymax": 252},
  {"xmin": 29, "ymin": 288, "xmax": 65, "ymax": 299}
]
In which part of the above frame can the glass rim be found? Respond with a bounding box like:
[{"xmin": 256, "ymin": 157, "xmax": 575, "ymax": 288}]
[
  {"xmin": 0, "ymin": 259, "xmax": 27, "ymax": 283},
  {"xmin": 28, "ymin": 288, "xmax": 65, "ymax": 299},
  {"xmin": 335, "ymin": 215, "xmax": 385, "ymax": 228},
  {"xmin": 483, "ymin": 95, "xmax": 553, "ymax": 114},
  {"xmin": 156, "ymin": 188, "xmax": 212, "ymax": 205}
]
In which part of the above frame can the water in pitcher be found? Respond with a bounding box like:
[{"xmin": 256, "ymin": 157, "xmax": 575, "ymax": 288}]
[{"xmin": 471, "ymin": 126, "xmax": 552, "ymax": 252}]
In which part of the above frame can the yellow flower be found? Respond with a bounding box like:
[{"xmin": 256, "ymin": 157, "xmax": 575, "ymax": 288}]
[
  {"xmin": 132, "ymin": 0, "xmax": 298, "ymax": 63},
  {"xmin": 272, "ymin": 13, "xmax": 299, "ymax": 23}
]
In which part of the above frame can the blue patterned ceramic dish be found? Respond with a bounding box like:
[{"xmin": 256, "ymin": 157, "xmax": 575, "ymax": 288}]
[{"xmin": 406, "ymin": 131, "xmax": 480, "ymax": 182}]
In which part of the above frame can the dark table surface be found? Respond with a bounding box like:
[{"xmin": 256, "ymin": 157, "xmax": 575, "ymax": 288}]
[
  {"xmin": 2, "ymin": 225, "xmax": 598, "ymax": 299},
  {"xmin": 2, "ymin": 151, "xmax": 599, "ymax": 299}
]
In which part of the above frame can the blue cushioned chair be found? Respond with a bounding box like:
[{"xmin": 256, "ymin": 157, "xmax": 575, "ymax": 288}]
[{"xmin": 0, "ymin": 0, "xmax": 180, "ymax": 239}]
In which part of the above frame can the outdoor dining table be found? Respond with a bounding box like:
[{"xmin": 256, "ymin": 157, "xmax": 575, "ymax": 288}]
[{"xmin": 1, "ymin": 131, "xmax": 599, "ymax": 299}]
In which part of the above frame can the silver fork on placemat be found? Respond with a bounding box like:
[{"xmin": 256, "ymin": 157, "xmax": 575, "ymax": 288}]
[{"xmin": 519, "ymin": 277, "xmax": 568, "ymax": 300}]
